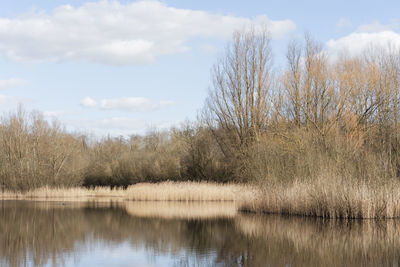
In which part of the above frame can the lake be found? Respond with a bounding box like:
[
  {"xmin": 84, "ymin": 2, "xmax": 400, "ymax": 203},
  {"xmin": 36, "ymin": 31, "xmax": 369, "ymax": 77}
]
[{"xmin": 0, "ymin": 200, "xmax": 399, "ymax": 267}]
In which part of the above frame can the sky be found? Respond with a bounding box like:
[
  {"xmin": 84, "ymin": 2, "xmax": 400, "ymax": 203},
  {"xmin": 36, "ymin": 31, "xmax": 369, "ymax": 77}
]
[{"xmin": 0, "ymin": 0, "xmax": 399, "ymax": 137}]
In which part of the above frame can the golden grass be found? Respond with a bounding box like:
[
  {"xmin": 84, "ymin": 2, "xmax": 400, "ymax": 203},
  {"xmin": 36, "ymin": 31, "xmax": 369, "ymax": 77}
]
[
  {"xmin": 0, "ymin": 186, "xmax": 126, "ymax": 202},
  {"xmin": 0, "ymin": 181, "xmax": 256, "ymax": 203},
  {"xmin": 125, "ymin": 181, "xmax": 256, "ymax": 202},
  {"xmin": 241, "ymin": 175, "xmax": 400, "ymax": 219},
  {"xmin": 3, "ymin": 178, "xmax": 400, "ymax": 219}
]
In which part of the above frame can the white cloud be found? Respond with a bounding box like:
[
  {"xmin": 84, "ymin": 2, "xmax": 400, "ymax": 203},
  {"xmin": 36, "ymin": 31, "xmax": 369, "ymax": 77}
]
[
  {"xmin": 0, "ymin": 78, "xmax": 27, "ymax": 90},
  {"xmin": 0, "ymin": 0, "xmax": 296, "ymax": 65},
  {"xmin": 357, "ymin": 20, "xmax": 399, "ymax": 33},
  {"xmin": 336, "ymin": 18, "xmax": 352, "ymax": 28},
  {"xmin": 80, "ymin": 97, "xmax": 97, "ymax": 107},
  {"xmin": 99, "ymin": 97, "xmax": 174, "ymax": 112},
  {"xmin": 326, "ymin": 31, "xmax": 400, "ymax": 58}
]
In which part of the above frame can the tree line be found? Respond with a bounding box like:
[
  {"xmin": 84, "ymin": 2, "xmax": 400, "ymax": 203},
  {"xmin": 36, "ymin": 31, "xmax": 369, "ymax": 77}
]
[{"xmin": 1, "ymin": 27, "xmax": 400, "ymax": 191}]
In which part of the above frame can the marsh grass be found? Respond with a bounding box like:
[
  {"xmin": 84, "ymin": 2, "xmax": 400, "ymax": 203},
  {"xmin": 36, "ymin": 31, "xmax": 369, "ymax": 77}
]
[
  {"xmin": 240, "ymin": 174, "xmax": 400, "ymax": 219},
  {"xmin": 0, "ymin": 186, "xmax": 126, "ymax": 202},
  {"xmin": 0, "ymin": 181, "xmax": 256, "ymax": 203},
  {"xmin": 3, "ymin": 179, "xmax": 400, "ymax": 219},
  {"xmin": 125, "ymin": 181, "xmax": 255, "ymax": 202}
]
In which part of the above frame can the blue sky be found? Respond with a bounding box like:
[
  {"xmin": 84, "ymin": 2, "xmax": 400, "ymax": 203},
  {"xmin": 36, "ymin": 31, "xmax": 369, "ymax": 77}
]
[{"xmin": 0, "ymin": 0, "xmax": 398, "ymax": 136}]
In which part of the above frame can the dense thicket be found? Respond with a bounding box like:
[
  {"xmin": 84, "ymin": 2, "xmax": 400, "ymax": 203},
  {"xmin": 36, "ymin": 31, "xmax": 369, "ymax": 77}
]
[
  {"xmin": 0, "ymin": 107, "xmax": 86, "ymax": 191},
  {"xmin": 0, "ymin": 112, "xmax": 233, "ymax": 191},
  {"xmin": 82, "ymin": 125, "xmax": 231, "ymax": 188},
  {"xmin": 204, "ymin": 29, "xmax": 400, "ymax": 185},
  {"xmin": 1, "ymin": 28, "xmax": 400, "ymax": 191}
]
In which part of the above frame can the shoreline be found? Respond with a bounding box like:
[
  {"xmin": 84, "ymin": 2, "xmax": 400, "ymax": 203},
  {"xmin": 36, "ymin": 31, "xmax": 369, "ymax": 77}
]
[
  {"xmin": 0, "ymin": 181, "xmax": 256, "ymax": 202},
  {"xmin": 3, "ymin": 179, "xmax": 400, "ymax": 219}
]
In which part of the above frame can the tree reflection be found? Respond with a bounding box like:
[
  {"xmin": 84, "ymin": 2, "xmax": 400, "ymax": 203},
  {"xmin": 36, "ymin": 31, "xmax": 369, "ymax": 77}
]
[{"xmin": 0, "ymin": 201, "xmax": 400, "ymax": 267}]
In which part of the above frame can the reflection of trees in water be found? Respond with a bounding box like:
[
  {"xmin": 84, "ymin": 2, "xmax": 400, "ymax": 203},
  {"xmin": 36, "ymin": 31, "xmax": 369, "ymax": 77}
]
[
  {"xmin": 1, "ymin": 201, "xmax": 400, "ymax": 267},
  {"xmin": 235, "ymin": 215, "xmax": 400, "ymax": 266},
  {"xmin": 0, "ymin": 201, "xmax": 242, "ymax": 267},
  {"xmin": 0, "ymin": 201, "xmax": 90, "ymax": 267}
]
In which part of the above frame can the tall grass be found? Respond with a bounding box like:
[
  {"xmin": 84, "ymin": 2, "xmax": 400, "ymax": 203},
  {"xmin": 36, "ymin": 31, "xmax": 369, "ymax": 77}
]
[
  {"xmin": 4, "ymin": 178, "xmax": 400, "ymax": 219},
  {"xmin": 4, "ymin": 179, "xmax": 400, "ymax": 219},
  {"xmin": 125, "ymin": 181, "xmax": 255, "ymax": 202},
  {"xmin": 0, "ymin": 181, "xmax": 256, "ymax": 203},
  {"xmin": 0, "ymin": 186, "xmax": 126, "ymax": 201},
  {"xmin": 240, "ymin": 174, "xmax": 400, "ymax": 219}
]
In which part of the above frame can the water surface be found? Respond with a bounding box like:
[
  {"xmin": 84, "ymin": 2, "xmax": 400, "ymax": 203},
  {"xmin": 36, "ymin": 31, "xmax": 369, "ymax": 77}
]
[{"xmin": 0, "ymin": 200, "xmax": 399, "ymax": 267}]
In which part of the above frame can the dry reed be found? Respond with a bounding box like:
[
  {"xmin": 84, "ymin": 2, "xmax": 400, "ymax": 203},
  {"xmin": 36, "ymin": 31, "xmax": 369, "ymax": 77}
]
[
  {"xmin": 0, "ymin": 181, "xmax": 256, "ymax": 203},
  {"xmin": 4, "ymin": 179, "xmax": 400, "ymax": 220},
  {"xmin": 241, "ymin": 174, "xmax": 400, "ymax": 219},
  {"xmin": 125, "ymin": 181, "xmax": 255, "ymax": 202},
  {"xmin": 0, "ymin": 186, "xmax": 126, "ymax": 202}
]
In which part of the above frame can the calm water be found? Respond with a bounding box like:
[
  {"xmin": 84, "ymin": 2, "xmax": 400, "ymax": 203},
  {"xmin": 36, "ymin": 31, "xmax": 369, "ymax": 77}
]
[{"xmin": 1, "ymin": 200, "xmax": 400, "ymax": 267}]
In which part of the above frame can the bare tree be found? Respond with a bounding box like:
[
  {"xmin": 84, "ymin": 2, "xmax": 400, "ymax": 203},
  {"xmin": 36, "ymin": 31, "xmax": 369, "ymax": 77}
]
[
  {"xmin": 0, "ymin": 107, "xmax": 86, "ymax": 191},
  {"xmin": 282, "ymin": 39, "xmax": 303, "ymax": 126},
  {"xmin": 203, "ymin": 27, "xmax": 273, "ymax": 158}
]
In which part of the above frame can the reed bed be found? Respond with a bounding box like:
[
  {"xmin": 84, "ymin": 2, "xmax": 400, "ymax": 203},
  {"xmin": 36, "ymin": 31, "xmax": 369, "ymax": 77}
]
[
  {"xmin": 5, "ymin": 179, "xmax": 400, "ymax": 220},
  {"xmin": 241, "ymin": 175, "xmax": 400, "ymax": 219},
  {"xmin": 125, "ymin": 181, "xmax": 255, "ymax": 202},
  {"xmin": 125, "ymin": 201, "xmax": 238, "ymax": 219},
  {"xmin": 0, "ymin": 186, "xmax": 126, "ymax": 202},
  {"xmin": 0, "ymin": 181, "xmax": 256, "ymax": 203}
]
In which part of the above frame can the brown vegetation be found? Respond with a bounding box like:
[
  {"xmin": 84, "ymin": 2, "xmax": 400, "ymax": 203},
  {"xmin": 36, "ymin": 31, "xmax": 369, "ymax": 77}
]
[
  {"xmin": 0, "ymin": 181, "xmax": 255, "ymax": 203},
  {"xmin": 0, "ymin": 107, "xmax": 86, "ymax": 192},
  {"xmin": 240, "ymin": 175, "xmax": 400, "ymax": 219},
  {"xmin": 0, "ymin": 186, "xmax": 126, "ymax": 201},
  {"xmin": 204, "ymin": 29, "xmax": 400, "ymax": 184},
  {"xmin": 125, "ymin": 181, "xmax": 254, "ymax": 201}
]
